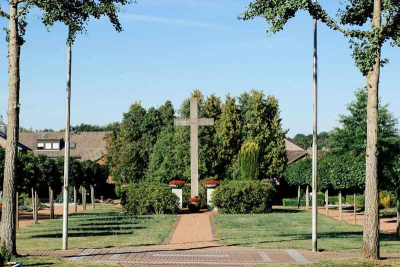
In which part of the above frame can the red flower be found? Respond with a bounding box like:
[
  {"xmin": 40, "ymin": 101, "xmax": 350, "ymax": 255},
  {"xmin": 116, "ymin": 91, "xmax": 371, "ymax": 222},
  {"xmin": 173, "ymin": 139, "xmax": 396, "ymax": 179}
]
[
  {"xmin": 189, "ymin": 197, "xmax": 200, "ymax": 202},
  {"xmin": 203, "ymin": 180, "xmax": 219, "ymax": 185},
  {"xmin": 169, "ymin": 180, "xmax": 185, "ymax": 185}
]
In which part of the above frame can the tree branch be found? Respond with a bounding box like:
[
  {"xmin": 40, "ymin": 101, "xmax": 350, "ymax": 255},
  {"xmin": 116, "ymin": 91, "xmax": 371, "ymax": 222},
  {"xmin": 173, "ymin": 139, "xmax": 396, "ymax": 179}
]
[
  {"xmin": 16, "ymin": 4, "xmax": 29, "ymax": 19},
  {"xmin": 0, "ymin": 4, "xmax": 10, "ymax": 20},
  {"xmin": 380, "ymin": 12, "xmax": 393, "ymax": 37}
]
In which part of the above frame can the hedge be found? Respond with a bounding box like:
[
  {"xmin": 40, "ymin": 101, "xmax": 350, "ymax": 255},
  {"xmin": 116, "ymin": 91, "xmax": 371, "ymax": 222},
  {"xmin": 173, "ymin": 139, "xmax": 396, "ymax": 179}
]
[
  {"xmin": 345, "ymin": 194, "xmax": 365, "ymax": 209},
  {"xmin": 282, "ymin": 198, "xmax": 324, "ymax": 207},
  {"xmin": 120, "ymin": 182, "xmax": 179, "ymax": 215},
  {"xmin": 212, "ymin": 180, "xmax": 276, "ymax": 214},
  {"xmin": 328, "ymin": 196, "xmax": 346, "ymax": 205}
]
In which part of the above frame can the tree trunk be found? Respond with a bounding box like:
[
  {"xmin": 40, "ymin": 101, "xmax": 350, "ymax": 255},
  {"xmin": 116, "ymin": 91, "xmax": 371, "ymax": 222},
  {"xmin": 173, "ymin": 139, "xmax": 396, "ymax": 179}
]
[
  {"xmin": 1, "ymin": 1, "xmax": 21, "ymax": 255},
  {"xmin": 90, "ymin": 185, "xmax": 95, "ymax": 209},
  {"xmin": 306, "ymin": 186, "xmax": 309, "ymax": 211},
  {"xmin": 354, "ymin": 192, "xmax": 357, "ymax": 225},
  {"xmin": 82, "ymin": 187, "xmax": 87, "ymax": 211},
  {"xmin": 339, "ymin": 191, "xmax": 342, "ymax": 221},
  {"xmin": 31, "ymin": 187, "xmax": 35, "ymax": 223},
  {"xmin": 362, "ymin": 1, "xmax": 382, "ymax": 260},
  {"xmin": 34, "ymin": 191, "xmax": 38, "ymax": 224},
  {"xmin": 15, "ymin": 192, "xmax": 18, "ymax": 229},
  {"xmin": 396, "ymin": 192, "xmax": 399, "ymax": 238},
  {"xmin": 325, "ymin": 189, "xmax": 329, "ymax": 216},
  {"xmin": 297, "ymin": 185, "xmax": 301, "ymax": 209},
  {"xmin": 74, "ymin": 186, "xmax": 77, "ymax": 213},
  {"xmin": 49, "ymin": 187, "xmax": 54, "ymax": 220}
]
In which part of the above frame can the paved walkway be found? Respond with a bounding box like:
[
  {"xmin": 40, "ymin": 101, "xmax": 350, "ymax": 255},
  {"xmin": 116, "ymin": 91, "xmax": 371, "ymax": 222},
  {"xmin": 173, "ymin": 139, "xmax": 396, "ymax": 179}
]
[{"xmin": 20, "ymin": 211, "xmax": 400, "ymax": 266}]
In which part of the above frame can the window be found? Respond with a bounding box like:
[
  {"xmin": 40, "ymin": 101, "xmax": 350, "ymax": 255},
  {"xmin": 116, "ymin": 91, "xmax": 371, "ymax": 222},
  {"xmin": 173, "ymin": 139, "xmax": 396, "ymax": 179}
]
[
  {"xmin": 53, "ymin": 143, "xmax": 60, "ymax": 150},
  {"xmin": 37, "ymin": 143, "xmax": 44, "ymax": 150},
  {"xmin": 70, "ymin": 142, "xmax": 76, "ymax": 149},
  {"xmin": 45, "ymin": 143, "xmax": 52, "ymax": 150}
]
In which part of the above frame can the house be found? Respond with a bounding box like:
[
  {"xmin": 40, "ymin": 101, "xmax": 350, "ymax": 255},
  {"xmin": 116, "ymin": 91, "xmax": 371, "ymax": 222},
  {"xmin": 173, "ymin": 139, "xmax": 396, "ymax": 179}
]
[
  {"xmin": 0, "ymin": 117, "xmax": 31, "ymax": 151},
  {"xmin": 18, "ymin": 131, "xmax": 110, "ymax": 163},
  {"xmin": 285, "ymin": 139, "xmax": 308, "ymax": 164}
]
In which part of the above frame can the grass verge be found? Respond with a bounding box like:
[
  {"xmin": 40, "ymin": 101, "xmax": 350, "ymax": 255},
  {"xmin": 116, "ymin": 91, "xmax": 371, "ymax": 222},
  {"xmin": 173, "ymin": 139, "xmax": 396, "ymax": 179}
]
[
  {"xmin": 17, "ymin": 205, "xmax": 177, "ymax": 251},
  {"xmin": 214, "ymin": 208, "xmax": 400, "ymax": 253}
]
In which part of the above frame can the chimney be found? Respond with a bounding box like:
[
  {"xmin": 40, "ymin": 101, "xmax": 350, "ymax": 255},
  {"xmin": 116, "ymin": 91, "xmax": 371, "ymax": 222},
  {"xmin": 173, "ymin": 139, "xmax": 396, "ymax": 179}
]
[{"xmin": 0, "ymin": 115, "xmax": 6, "ymax": 136}]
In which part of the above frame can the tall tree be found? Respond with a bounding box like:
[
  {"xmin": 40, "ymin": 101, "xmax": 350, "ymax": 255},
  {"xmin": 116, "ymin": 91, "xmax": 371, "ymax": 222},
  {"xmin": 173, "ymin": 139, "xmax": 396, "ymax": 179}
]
[
  {"xmin": 215, "ymin": 95, "xmax": 242, "ymax": 178},
  {"xmin": 238, "ymin": 90, "xmax": 287, "ymax": 180},
  {"xmin": 0, "ymin": 0, "xmax": 132, "ymax": 253},
  {"xmin": 240, "ymin": 0, "xmax": 400, "ymax": 258}
]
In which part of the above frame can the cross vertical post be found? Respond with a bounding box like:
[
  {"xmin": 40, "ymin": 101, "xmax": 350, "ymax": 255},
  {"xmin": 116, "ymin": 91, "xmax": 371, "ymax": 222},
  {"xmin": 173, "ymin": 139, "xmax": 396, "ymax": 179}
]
[{"xmin": 174, "ymin": 98, "xmax": 214, "ymax": 198}]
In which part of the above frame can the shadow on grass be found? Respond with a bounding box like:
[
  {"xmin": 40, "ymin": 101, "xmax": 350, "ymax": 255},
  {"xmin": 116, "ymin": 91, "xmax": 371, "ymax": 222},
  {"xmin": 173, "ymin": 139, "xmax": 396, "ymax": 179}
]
[
  {"xmin": 271, "ymin": 208, "xmax": 304, "ymax": 213},
  {"xmin": 30, "ymin": 226, "xmax": 146, "ymax": 238}
]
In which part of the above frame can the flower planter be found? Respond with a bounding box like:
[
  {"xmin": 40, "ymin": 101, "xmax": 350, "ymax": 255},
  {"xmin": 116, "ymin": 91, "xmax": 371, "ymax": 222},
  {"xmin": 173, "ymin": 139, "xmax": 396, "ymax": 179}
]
[
  {"xmin": 205, "ymin": 184, "xmax": 218, "ymax": 189},
  {"xmin": 188, "ymin": 201, "xmax": 200, "ymax": 213},
  {"xmin": 4, "ymin": 262, "xmax": 22, "ymax": 267},
  {"xmin": 168, "ymin": 180, "xmax": 185, "ymax": 189}
]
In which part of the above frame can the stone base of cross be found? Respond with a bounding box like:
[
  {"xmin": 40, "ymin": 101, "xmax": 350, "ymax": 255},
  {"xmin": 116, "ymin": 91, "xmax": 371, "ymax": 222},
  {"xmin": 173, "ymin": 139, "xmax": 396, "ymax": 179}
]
[{"xmin": 174, "ymin": 98, "xmax": 214, "ymax": 197}]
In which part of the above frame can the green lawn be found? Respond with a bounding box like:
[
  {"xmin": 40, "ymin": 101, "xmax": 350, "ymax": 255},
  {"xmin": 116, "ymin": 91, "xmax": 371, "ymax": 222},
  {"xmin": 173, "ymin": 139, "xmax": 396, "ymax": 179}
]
[
  {"xmin": 17, "ymin": 205, "xmax": 177, "ymax": 251},
  {"xmin": 214, "ymin": 208, "xmax": 400, "ymax": 253},
  {"xmin": 14, "ymin": 256, "xmax": 118, "ymax": 267},
  {"xmin": 257, "ymin": 258, "xmax": 400, "ymax": 267}
]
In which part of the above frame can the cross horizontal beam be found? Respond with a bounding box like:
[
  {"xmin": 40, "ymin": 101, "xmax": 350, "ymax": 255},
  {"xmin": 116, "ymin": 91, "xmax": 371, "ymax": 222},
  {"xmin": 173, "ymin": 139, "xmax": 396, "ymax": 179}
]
[{"xmin": 174, "ymin": 118, "xmax": 214, "ymax": 127}]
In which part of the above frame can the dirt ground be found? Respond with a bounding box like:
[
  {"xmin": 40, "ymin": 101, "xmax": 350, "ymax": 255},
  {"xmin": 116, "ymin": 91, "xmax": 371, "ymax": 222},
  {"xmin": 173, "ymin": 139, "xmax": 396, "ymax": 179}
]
[
  {"xmin": 10, "ymin": 204, "xmax": 94, "ymax": 229},
  {"xmin": 317, "ymin": 206, "xmax": 397, "ymax": 234}
]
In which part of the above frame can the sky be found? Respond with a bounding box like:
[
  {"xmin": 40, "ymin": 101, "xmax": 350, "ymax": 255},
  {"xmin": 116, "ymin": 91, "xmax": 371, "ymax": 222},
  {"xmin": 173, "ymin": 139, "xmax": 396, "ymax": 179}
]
[{"xmin": 0, "ymin": 0, "xmax": 399, "ymax": 138}]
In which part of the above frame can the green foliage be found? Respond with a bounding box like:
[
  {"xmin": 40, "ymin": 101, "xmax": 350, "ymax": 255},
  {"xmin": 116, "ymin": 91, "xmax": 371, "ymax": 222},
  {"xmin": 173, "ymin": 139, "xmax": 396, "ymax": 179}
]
[
  {"xmin": 0, "ymin": 242, "xmax": 11, "ymax": 264},
  {"xmin": 212, "ymin": 180, "xmax": 276, "ymax": 214},
  {"xmin": 238, "ymin": 91, "xmax": 288, "ymax": 179},
  {"xmin": 289, "ymin": 132, "xmax": 330, "ymax": 150},
  {"xmin": 239, "ymin": 1, "xmax": 400, "ymax": 75},
  {"xmin": 282, "ymin": 198, "xmax": 324, "ymax": 207},
  {"xmin": 379, "ymin": 191, "xmax": 395, "ymax": 208},
  {"xmin": 108, "ymin": 102, "xmax": 173, "ymax": 191},
  {"xmin": 238, "ymin": 142, "xmax": 259, "ymax": 180},
  {"xmin": 55, "ymin": 186, "xmax": 75, "ymax": 204},
  {"xmin": 330, "ymin": 88, "xmax": 398, "ymax": 156},
  {"xmin": 346, "ymin": 194, "xmax": 365, "ymax": 210},
  {"xmin": 328, "ymin": 196, "xmax": 346, "ymax": 205},
  {"xmin": 71, "ymin": 122, "xmax": 120, "ymax": 133},
  {"xmin": 284, "ymin": 157, "xmax": 312, "ymax": 187},
  {"xmin": 120, "ymin": 182, "xmax": 179, "ymax": 215}
]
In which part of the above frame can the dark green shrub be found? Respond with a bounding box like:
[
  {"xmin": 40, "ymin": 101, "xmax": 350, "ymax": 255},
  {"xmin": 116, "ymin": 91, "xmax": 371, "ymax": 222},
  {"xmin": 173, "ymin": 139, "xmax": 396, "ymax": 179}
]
[
  {"xmin": 282, "ymin": 198, "xmax": 324, "ymax": 207},
  {"xmin": 345, "ymin": 194, "xmax": 365, "ymax": 210},
  {"xmin": 120, "ymin": 182, "xmax": 179, "ymax": 215},
  {"xmin": 55, "ymin": 186, "xmax": 75, "ymax": 203},
  {"xmin": 0, "ymin": 242, "xmax": 10, "ymax": 265},
  {"xmin": 212, "ymin": 180, "xmax": 276, "ymax": 214},
  {"xmin": 328, "ymin": 196, "xmax": 345, "ymax": 205}
]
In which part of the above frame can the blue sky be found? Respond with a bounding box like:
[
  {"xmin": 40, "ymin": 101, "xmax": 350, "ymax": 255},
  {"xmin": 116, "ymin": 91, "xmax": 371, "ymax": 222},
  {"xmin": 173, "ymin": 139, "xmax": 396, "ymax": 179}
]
[{"xmin": 0, "ymin": 0, "xmax": 398, "ymax": 137}]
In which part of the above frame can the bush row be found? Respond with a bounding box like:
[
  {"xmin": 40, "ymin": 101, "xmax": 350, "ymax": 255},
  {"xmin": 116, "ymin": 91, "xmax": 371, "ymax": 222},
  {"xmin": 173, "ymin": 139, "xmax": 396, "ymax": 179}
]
[
  {"xmin": 212, "ymin": 181, "xmax": 276, "ymax": 214},
  {"xmin": 120, "ymin": 182, "xmax": 179, "ymax": 215},
  {"xmin": 282, "ymin": 198, "xmax": 325, "ymax": 207}
]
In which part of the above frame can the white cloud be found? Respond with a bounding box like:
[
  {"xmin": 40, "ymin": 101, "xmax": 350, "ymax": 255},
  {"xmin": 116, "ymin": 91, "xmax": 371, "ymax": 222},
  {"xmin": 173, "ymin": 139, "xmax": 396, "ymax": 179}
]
[{"xmin": 120, "ymin": 13, "xmax": 227, "ymax": 30}]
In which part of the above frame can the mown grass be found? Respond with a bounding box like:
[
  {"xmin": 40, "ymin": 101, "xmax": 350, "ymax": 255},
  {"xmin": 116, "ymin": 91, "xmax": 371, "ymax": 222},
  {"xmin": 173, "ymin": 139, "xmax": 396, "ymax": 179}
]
[
  {"xmin": 257, "ymin": 258, "xmax": 400, "ymax": 267},
  {"xmin": 14, "ymin": 256, "xmax": 118, "ymax": 267},
  {"xmin": 214, "ymin": 208, "xmax": 400, "ymax": 253},
  {"xmin": 17, "ymin": 205, "xmax": 176, "ymax": 251}
]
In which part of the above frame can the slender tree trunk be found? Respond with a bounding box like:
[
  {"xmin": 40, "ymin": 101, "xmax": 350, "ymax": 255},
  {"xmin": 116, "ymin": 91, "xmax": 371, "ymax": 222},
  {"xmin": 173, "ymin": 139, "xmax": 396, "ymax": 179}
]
[
  {"xmin": 362, "ymin": 1, "xmax": 382, "ymax": 260},
  {"xmin": 305, "ymin": 186, "xmax": 310, "ymax": 211},
  {"xmin": 1, "ymin": 2, "xmax": 21, "ymax": 254},
  {"xmin": 339, "ymin": 191, "xmax": 342, "ymax": 221},
  {"xmin": 74, "ymin": 186, "xmax": 77, "ymax": 213},
  {"xmin": 396, "ymin": 191, "xmax": 399, "ymax": 238},
  {"xmin": 82, "ymin": 187, "xmax": 87, "ymax": 211},
  {"xmin": 31, "ymin": 187, "xmax": 35, "ymax": 222},
  {"xmin": 34, "ymin": 191, "xmax": 38, "ymax": 224},
  {"xmin": 354, "ymin": 192, "xmax": 357, "ymax": 225},
  {"xmin": 325, "ymin": 189, "xmax": 329, "ymax": 216},
  {"xmin": 49, "ymin": 187, "xmax": 54, "ymax": 220},
  {"xmin": 90, "ymin": 185, "xmax": 95, "ymax": 209},
  {"xmin": 15, "ymin": 192, "xmax": 18, "ymax": 229},
  {"xmin": 297, "ymin": 185, "xmax": 301, "ymax": 209}
]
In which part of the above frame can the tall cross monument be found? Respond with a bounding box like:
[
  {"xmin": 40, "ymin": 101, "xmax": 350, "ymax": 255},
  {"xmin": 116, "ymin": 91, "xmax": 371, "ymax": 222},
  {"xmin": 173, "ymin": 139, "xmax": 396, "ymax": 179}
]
[{"xmin": 174, "ymin": 98, "xmax": 214, "ymax": 197}]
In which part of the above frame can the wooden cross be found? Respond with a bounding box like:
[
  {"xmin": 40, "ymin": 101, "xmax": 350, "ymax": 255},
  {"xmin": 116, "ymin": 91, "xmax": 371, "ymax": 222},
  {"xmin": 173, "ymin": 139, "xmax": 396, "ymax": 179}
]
[{"xmin": 174, "ymin": 98, "xmax": 214, "ymax": 197}]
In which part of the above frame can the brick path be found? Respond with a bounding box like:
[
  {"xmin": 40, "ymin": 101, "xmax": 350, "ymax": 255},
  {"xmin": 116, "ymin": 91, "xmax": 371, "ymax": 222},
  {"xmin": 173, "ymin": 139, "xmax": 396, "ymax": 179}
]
[{"xmin": 19, "ymin": 211, "xmax": 400, "ymax": 266}]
